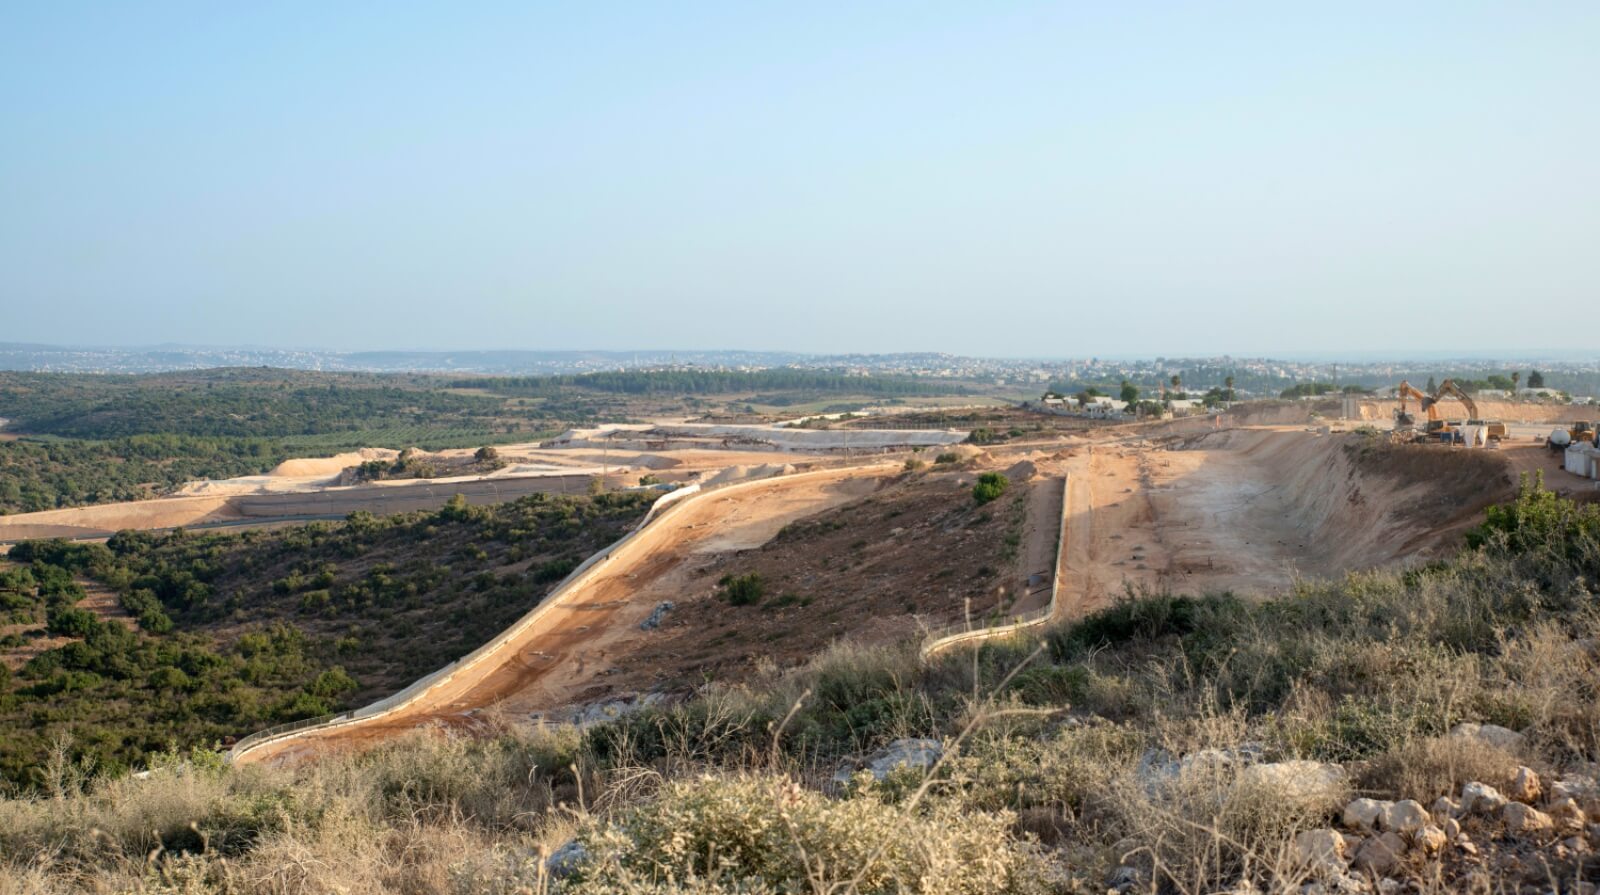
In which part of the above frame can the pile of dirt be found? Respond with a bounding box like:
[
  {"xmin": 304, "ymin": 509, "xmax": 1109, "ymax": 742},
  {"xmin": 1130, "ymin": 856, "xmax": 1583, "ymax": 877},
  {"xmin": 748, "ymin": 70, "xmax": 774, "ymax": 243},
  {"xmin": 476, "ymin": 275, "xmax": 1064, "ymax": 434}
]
[
  {"xmin": 703, "ymin": 463, "xmax": 796, "ymax": 486},
  {"xmin": 1004, "ymin": 460, "xmax": 1038, "ymax": 482},
  {"xmin": 1352, "ymin": 399, "xmax": 1586, "ymax": 425},
  {"xmin": 269, "ymin": 449, "xmax": 397, "ymax": 478},
  {"xmin": 943, "ymin": 444, "xmax": 989, "ymax": 463}
]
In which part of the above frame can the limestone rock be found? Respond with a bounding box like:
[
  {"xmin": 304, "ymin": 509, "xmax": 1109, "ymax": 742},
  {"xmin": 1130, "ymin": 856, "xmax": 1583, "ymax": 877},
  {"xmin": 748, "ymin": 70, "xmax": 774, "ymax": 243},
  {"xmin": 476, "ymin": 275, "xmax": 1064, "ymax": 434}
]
[
  {"xmin": 1548, "ymin": 797, "xmax": 1587, "ymax": 832},
  {"xmin": 1448, "ymin": 722, "xmax": 1525, "ymax": 753},
  {"xmin": 1181, "ymin": 742, "xmax": 1265, "ymax": 774},
  {"xmin": 1411, "ymin": 824, "xmax": 1448, "ymax": 855},
  {"xmin": 1461, "ymin": 781, "xmax": 1507, "ymax": 815},
  {"xmin": 1552, "ymin": 776, "xmax": 1600, "ymax": 815},
  {"xmin": 1380, "ymin": 799, "xmax": 1429, "ymax": 835},
  {"xmin": 1430, "ymin": 796, "xmax": 1458, "ymax": 821},
  {"xmin": 1342, "ymin": 798, "xmax": 1388, "ymax": 832},
  {"xmin": 1507, "ymin": 765, "xmax": 1541, "ymax": 803},
  {"xmin": 1351, "ymin": 831, "xmax": 1406, "ymax": 876},
  {"xmin": 1443, "ymin": 817, "xmax": 1461, "ymax": 841},
  {"xmin": 1292, "ymin": 829, "xmax": 1350, "ymax": 877},
  {"xmin": 1502, "ymin": 801, "xmax": 1554, "ymax": 837},
  {"xmin": 832, "ymin": 738, "xmax": 942, "ymax": 785},
  {"xmin": 1235, "ymin": 760, "xmax": 1348, "ymax": 811}
]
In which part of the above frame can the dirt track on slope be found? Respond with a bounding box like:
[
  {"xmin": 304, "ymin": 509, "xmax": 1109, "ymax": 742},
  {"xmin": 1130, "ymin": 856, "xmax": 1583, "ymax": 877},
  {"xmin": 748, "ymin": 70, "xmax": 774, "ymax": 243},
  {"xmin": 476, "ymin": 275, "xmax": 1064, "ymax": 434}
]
[
  {"xmin": 236, "ymin": 466, "xmax": 893, "ymax": 765},
  {"xmin": 223, "ymin": 421, "xmax": 1529, "ymax": 765}
]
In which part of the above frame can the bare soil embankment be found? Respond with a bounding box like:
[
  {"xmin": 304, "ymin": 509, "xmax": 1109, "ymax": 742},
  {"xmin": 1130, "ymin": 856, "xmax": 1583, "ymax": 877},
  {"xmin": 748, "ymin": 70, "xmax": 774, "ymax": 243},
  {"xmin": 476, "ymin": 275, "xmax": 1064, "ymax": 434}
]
[
  {"xmin": 1352, "ymin": 399, "xmax": 1589, "ymax": 425},
  {"xmin": 1064, "ymin": 428, "xmax": 1514, "ymax": 612},
  {"xmin": 236, "ymin": 465, "xmax": 902, "ymax": 765}
]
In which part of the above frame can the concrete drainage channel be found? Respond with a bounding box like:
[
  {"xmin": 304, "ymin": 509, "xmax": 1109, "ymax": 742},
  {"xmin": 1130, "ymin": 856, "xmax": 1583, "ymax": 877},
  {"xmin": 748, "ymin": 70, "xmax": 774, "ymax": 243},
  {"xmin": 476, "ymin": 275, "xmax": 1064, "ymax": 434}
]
[
  {"xmin": 227, "ymin": 462, "xmax": 898, "ymax": 764},
  {"xmin": 919, "ymin": 474, "xmax": 1070, "ymax": 661}
]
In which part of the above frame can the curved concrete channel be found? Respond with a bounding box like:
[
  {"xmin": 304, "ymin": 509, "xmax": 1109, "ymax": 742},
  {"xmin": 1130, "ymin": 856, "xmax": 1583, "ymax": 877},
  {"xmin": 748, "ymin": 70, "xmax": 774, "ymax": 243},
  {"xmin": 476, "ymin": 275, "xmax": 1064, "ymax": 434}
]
[{"xmin": 231, "ymin": 462, "xmax": 899, "ymax": 765}]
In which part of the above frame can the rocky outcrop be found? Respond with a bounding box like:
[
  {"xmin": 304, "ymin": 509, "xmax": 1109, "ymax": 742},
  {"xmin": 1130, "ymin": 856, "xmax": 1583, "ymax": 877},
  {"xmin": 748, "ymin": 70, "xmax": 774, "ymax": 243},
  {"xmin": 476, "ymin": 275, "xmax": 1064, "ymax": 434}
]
[
  {"xmin": 1448, "ymin": 721, "xmax": 1526, "ymax": 753},
  {"xmin": 832, "ymin": 738, "xmax": 943, "ymax": 785}
]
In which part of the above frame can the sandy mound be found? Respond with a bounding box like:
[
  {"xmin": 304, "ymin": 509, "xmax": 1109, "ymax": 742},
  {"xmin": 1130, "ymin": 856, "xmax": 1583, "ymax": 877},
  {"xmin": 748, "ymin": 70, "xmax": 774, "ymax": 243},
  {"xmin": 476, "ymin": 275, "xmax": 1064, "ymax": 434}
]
[
  {"xmin": 1350, "ymin": 400, "xmax": 1587, "ymax": 425},
  {"xmin": 703, "ymin": 463, "xmax": 797, "ymax": 487},
  {"xmin": 1004, "ymin": 460, "xmax": 1038, "ymax": 483},
  {"xmin": 270, "ymin": 449, "xmax": 398, "ymax": 478},
  {"xmin": 942, "ymin": 445, "xmax": 989, "ymax": 463}
]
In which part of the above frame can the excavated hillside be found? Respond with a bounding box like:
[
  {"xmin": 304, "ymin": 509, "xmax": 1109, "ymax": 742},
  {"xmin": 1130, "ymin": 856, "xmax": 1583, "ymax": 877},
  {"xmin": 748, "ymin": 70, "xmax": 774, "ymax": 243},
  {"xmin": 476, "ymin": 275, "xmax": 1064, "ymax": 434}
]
[{"xmin": 1077, "ymin": 428, "xmax": 1516, "ymax": 604}]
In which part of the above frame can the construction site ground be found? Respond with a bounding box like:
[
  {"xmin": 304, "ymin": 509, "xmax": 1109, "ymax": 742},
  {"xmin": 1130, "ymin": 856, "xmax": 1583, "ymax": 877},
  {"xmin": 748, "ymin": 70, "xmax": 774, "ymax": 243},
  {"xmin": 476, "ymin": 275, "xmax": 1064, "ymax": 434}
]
[
  {"xmin": 234, "ymin": 467, "xmax": 886, "ymax": 762},
  {"xmin": 4, "ymin": 400, "xmax": 1582, "ymax": 764},
  {"xmin": 233, "ymin": 413, "xmax": 1568, "ymax": 763}
]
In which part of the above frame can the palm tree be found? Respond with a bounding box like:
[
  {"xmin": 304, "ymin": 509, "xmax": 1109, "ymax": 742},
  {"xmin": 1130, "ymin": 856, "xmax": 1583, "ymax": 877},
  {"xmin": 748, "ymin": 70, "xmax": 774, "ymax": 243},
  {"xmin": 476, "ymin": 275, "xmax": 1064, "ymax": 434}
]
[
  {"xmin": 1224, "ymin": 375, "xmax": 1235, "ymax": 400},
  {"xmin": 1511, "ymin": 371, "xmax": 1521, "ymax": 394}
]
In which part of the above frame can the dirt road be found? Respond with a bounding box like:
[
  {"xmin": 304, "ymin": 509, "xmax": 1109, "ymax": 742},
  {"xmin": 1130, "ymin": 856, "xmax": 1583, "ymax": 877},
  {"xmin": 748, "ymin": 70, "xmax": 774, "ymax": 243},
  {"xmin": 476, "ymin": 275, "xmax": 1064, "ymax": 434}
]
[
  {"xmin": 1011, "ymin": 477, "xmax": 1065, "ymax": 615},
  {"xmin": 235, "ymin": 465, "xmax": 893, "ymax": 765}
]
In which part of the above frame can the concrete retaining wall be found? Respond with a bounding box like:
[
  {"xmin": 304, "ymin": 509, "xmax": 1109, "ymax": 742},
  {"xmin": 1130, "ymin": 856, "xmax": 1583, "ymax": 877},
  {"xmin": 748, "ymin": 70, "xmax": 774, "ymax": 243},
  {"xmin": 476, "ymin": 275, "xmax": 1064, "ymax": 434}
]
[
  {"xmin": 919, "ymin": 474, "xmax": 1070, "ymax": 661},
  {"xmin": 230, "ymin": 462, "xmax": 894, "ymax": 763}
]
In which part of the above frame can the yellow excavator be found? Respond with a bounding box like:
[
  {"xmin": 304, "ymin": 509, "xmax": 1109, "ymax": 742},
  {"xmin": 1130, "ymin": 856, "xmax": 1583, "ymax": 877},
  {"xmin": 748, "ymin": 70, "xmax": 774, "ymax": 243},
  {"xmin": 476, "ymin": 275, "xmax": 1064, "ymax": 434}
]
[
  {"xmin": 1394, "ymin": 380, "xmax": 1429, "ymax": 429},
  {"xmin": 1423, "ymin": 379, "xmax": 1506, "ymax": 443}
]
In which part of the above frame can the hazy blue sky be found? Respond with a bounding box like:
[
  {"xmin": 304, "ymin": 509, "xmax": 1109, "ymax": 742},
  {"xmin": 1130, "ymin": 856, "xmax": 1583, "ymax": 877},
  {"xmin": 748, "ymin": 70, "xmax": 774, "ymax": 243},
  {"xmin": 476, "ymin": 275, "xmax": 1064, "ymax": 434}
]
[{"xmin": 2, "ymin": 3, "xmax": 1596, "ymax": 357}]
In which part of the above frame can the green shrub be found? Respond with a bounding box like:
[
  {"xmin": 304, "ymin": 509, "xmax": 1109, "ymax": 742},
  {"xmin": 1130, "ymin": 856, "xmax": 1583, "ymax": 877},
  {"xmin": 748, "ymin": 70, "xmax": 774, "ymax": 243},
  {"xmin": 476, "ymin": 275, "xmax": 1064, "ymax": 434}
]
[
  {"xmin": 719, "ymin": 573, "xmax": 765, "ymax": 606},
  {"xmin": 45, "ymin": 605, "xmax": 99, "ymax": 639},
  {"xmin": 972, "ymin": 472, "xmax": 1008, "ymax": 505}
]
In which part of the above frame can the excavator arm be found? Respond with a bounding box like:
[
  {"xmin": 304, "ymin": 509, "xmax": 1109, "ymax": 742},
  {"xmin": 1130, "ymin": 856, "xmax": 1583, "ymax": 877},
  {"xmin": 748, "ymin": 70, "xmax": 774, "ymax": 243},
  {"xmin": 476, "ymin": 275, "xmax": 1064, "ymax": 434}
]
[
  {"xmin": 1395, "ymin": 381, "xmax": 1429, "ymax": 415},
  {"xmin": 1429, "ymin": 379, "xmax": 1478, "ymax": 420}
]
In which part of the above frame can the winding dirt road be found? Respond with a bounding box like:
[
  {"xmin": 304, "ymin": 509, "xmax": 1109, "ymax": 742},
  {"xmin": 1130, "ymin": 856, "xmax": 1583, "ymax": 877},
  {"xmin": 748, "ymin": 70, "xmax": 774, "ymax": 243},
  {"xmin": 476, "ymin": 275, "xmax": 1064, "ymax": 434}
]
[{"xmin": 236, "ymin": 465, "xmax": 894, "ymax": 765}]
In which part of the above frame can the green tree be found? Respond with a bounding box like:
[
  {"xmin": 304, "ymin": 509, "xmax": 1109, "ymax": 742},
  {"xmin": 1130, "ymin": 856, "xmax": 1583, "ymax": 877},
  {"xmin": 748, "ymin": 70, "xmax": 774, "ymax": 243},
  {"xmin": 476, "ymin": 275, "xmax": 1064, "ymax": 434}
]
[
  {"xmin": 149, "ymin": 666, "xmax": 192, "ymax": 691},
  {"xmin": 1119, "ymin": 380, "xmax": 1139, "ymax": 404},
  {"xmin": 972, "ymin": 472, "xmax": 1008, "ymax": 505},
  {"xmin": 1512, "ymin": 371, "xmax": 1521, "ymax": 393},
  {"xmin": 1426, "ymin": 376, "xmax": 1437, "ymax": 393},
  {"xmin": 46, "ymin": 606, "xmax": 99, "ymax": 639},
  {"xmin": 720, "ymin": 573, "xmax": 765, "ymax": 606},
  {"xmin": 1529, "ymin": 370, "xmax": 1545, "ymax": 389},
  {"xmin": 1223, "ymin": 375, "xmax": 1235, "ymax": 401}
]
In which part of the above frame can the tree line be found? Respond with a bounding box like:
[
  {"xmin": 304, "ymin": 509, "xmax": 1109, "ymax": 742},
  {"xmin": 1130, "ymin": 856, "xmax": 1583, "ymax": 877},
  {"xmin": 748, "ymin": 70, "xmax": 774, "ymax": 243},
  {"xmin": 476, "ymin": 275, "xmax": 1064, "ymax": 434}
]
[{"xmin": 450, "ymin": 369, "xmax": 966, "ymax": 397}]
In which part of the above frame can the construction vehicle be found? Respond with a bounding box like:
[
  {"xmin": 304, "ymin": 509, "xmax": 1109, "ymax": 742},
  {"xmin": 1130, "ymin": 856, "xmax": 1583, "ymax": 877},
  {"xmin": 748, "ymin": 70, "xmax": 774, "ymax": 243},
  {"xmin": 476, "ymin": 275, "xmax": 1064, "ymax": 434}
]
[
  {"xmin": 1423, "ymin": 380, "xmax": 1506, "ymax": 443},
  {"xmin": 1394, "ymin": 380, "xmax": 1428, "ymax": 429},
  {"xmin": 1549, "ymin": 421, "xmax": 1597, "ymax": 451}
]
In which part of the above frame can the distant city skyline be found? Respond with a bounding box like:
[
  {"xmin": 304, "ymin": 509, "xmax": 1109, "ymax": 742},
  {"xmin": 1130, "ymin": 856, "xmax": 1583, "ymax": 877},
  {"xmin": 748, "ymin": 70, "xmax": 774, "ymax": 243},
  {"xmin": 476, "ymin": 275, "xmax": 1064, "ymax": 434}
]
[
  {"xmin": 1, "ymin": 339, "xmax": 1594, "ymax": 376},
  {"xmin": 3, "ymin": 4, "xmax": 1597, "ymax": 355}
]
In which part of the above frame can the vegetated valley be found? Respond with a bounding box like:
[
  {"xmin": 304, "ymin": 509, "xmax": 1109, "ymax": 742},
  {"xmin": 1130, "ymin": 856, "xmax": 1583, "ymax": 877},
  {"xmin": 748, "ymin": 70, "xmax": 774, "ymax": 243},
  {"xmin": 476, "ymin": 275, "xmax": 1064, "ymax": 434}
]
[
  {"xmin": 0, "ymin": 368, "xmax": 974, "ymax": 514},
  {"xmin": 0, "ymin": 490, "xmax": 652, "ymax": 787}
]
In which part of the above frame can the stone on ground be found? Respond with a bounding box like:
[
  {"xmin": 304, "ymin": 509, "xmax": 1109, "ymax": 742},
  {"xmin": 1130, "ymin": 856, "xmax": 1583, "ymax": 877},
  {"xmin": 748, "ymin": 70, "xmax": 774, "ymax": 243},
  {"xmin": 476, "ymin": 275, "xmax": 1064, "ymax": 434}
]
[{"xmin": 1449, "ymin": 722, "xmax": 1525, "ymax": 753}]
